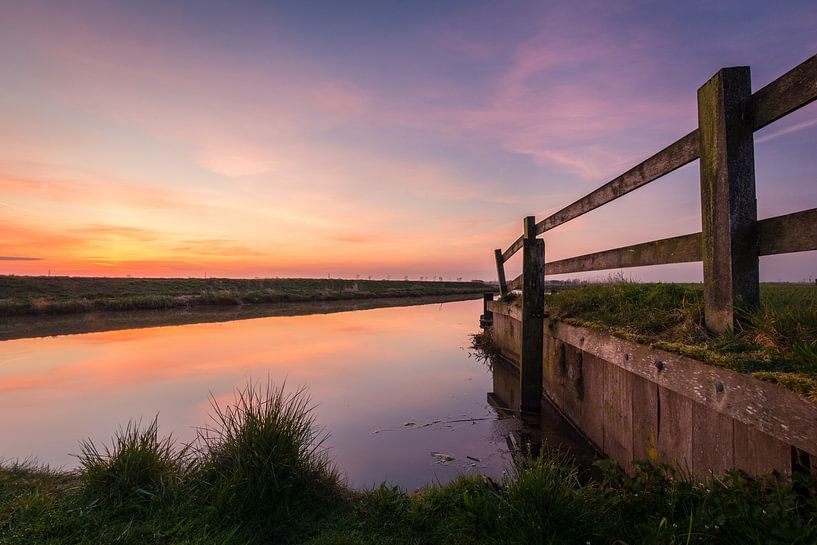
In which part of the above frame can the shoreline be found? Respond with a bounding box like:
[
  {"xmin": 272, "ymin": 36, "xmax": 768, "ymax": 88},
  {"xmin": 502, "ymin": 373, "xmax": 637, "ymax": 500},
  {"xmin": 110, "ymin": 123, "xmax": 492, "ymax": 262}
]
[
  {"xmin": 0, "ymin": 275, "xmax": 493, "ymax": 318},
  {"xmin": 0, "ymin": 292, "xmax": 484, "ymax": 341}
]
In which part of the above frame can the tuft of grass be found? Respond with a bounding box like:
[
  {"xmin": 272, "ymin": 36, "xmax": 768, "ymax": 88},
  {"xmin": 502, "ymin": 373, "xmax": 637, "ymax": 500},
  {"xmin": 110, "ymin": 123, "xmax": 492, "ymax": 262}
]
[
  {"xmin": 77, "ymin": 416, "xmax": 188, "ymax": 506},
  {"xmin": 3, "ymin": 381, "xmax": 815, "ymax": 544},
  {"xmin": 194, "ymin": 379, "xmax": 343, "ymax": 538},
  {"xmin": 2, "ymin": 442, "xmax": 816, "ymax": 545},
  {"xmin": 597, "ymin": 460, "xmax": 817, "ymax": 545},
  {"xmin": 499, "ymin": 454, "xmax": 609, "ymax": 544}
]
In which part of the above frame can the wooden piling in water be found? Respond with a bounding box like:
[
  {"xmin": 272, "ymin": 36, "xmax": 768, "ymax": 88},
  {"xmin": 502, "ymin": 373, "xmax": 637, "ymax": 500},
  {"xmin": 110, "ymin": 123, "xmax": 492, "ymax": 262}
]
[
  {"xmin": 480, "ymin": 292, "xmax": 493, "ymax": 328},
  {"xmin": 494, "ymin": 249, "xmax": 508, "ymax": 297},
  {"xmin": 520, "ymin": 216, "xmax": 544, "ymax": 415}
]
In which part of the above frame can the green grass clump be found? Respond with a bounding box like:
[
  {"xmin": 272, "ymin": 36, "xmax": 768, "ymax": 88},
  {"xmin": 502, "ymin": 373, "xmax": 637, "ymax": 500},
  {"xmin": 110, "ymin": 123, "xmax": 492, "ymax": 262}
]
[
  {"xmin": 305, "ymin": 457, "xmax": 816, "ymax": 545},
  {"xmin": 2, "ymin": 381, "xmax": 815, "ymax": 544},
  {"xmin": 194, "ymin": 380, "xmax": 342, "ymax": 538},
  {"xmin": 542, "ymin": 281, "xmax": 817, "ymax": 399},
  {"xmin": 499, "ymin": 455, "xmax": 607, "ymax": 543},
  {"xmin": 596, "ymin": 460, "xmax": 817, "ymax": 545},
  {"xmin": 77, "ymin": 417, "xmax": 188, "ymax": 506}
]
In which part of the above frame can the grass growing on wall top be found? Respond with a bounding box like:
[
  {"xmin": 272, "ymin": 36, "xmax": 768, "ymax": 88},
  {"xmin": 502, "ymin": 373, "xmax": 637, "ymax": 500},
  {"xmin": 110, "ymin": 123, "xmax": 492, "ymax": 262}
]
[{"xmin": 543, "ymin": 281, "xmax": 817, "ymax": 400}]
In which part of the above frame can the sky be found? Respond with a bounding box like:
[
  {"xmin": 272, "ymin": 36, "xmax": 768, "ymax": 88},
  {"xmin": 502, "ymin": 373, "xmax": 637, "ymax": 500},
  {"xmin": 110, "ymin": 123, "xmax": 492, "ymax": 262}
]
[{"xmin": 0, "ymin": 0, "xmax": 816, "ymax": 281}]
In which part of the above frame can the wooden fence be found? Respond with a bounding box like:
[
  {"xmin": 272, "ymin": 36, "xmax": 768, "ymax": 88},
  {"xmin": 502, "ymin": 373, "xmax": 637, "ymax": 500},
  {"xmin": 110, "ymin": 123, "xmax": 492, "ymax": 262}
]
[{"xmin": 492, "ymin": 55, "xmax": 817, "ymax": 413}]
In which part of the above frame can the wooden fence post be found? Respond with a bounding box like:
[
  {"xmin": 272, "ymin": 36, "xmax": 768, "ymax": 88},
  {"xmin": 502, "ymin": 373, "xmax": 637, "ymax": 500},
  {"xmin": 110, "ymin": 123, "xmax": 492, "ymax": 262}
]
[
  {"xmin": 480, "ymin": 292, "xmax": 493, "ymax": 328},
  {"xmin": 494, "ymin": 249, "xmax": 508, "ymax": 297},
  {"xmin": 520, "ymin": 216, "xmax": 545, "ymax": 415},
  {"xmin": 698, "ymin": 66, "xmax": 759, "ymax": 333}
]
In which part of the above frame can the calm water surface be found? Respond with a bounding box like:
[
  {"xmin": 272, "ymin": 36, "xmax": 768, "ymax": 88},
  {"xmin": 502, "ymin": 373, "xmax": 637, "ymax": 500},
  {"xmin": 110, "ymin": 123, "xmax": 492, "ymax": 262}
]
[{"xmin": 0, "ymin": 298, "xmax": 519, "ymax": 489}]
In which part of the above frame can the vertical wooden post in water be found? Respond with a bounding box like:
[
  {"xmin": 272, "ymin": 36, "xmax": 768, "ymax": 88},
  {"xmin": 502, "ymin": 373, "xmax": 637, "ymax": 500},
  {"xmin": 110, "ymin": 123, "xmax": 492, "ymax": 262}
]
[
  {"xmin": 480, "ymin": 292, "xmax": 493, "ymax": 328},
  {"xmin": 697, "ymin": 67, "xmax": 759, "ymax": 333},
  {"xmin": 520, "ymin": 216, "xmax": 545, "ymax": 415},
  {"xmin": 494, "ymin": 249, "xmax": 508, "ymax": 297}
]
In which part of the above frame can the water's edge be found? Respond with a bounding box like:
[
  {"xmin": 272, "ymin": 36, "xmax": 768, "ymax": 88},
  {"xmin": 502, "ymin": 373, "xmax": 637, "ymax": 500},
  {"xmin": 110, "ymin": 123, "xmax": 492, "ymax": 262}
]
[{"xmin": 0, "ymin": 293, "xmax": 484, "ymax": 341}]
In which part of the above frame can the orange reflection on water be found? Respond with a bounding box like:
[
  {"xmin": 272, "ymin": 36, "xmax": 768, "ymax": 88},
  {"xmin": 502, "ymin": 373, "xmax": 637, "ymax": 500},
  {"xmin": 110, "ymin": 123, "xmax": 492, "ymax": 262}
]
[{"xmin": 0, "ymin": 299, "xmax": 508, "ymax": 488}]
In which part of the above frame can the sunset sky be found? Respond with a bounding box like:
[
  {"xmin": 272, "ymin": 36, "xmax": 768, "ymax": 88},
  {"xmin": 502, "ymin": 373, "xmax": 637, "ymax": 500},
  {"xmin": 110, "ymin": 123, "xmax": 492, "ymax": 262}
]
[{"xmin": 1, "ymin": 1, "xmax": 816, "ymax": 281}]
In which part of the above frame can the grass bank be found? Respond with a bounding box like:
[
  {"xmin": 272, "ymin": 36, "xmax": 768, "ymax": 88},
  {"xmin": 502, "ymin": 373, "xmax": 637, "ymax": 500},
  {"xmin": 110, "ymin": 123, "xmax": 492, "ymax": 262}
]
[
  {"xmin": 0, "ymin": 276, "xmax": 492, "ymax": 316},
  {"xmin": 537, "ymin": 282, "xmax": 817, "ymax": 400},
  {"xmin": 2, "ymin": 380, "xmax": 815, "ymax": 544}
]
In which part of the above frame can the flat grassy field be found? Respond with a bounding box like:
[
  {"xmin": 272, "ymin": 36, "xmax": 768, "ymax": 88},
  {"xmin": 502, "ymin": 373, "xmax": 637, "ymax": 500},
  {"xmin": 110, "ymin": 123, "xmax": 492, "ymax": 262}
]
[
  {"xmin": 1, "ymin": 380, "xmax": 814, "ymax": 545},
  {"xmin": 0, "ymin": 276, "xmax": 492, "ymax": 316},
  {"xmin": 538, "ymin": 282, "xmax": 817, "ymax": 400}
]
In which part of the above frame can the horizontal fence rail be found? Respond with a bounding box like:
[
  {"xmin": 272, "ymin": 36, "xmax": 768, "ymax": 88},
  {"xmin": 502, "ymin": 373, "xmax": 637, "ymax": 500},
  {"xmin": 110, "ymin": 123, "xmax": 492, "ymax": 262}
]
[
  {"xmin": 535, "ymin": 130, "xmax": 700, "ymax": 237},
  {"xmin": 497, "ymin": 53, "xmax": 817, "ymax": 266},
  {"xmin": 506, "ymin": 208, "xmax": 817, "ymax": 290},
  {"xmin": 502, "ymin": 235, "xmax": 524, "ymax": 263},
  {"xmin": 493, "ymin": 53, "xmax": 817, "ymax": 331},
  {"xmin": 752, "ymin": 54, "xmax": 817, "ymax": 131}
]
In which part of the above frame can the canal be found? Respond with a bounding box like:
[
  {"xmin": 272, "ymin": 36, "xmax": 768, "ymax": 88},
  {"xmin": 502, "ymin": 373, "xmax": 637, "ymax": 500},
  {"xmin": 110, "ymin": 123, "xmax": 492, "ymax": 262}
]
[{"xmin": 1, "ymin": 297, "xmax": 525, "ymax": 490}]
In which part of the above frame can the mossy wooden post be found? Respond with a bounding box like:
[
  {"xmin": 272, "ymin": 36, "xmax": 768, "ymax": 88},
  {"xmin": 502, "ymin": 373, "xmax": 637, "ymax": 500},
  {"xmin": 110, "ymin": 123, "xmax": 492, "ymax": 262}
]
[
  {"xmin": 520, "ymin": 215, "xmax": 544, "ymax": 415},
  {"xmin": 494, "ymin": 249, "xmax": 508, "ymax": 297},
  {"xmin": 697, "ymin": 67, "xmax": 759, "ymax": 333}
]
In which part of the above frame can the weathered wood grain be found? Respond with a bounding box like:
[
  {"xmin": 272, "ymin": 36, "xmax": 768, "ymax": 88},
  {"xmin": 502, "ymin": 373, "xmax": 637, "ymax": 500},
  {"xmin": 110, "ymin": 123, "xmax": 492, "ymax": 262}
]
[
  {"xmin": 494, "ymin": 249, "xmax": 508, "ymax": 297},
  {"xmin": 518, "ymin": 56, "xmax": 814, "ymax": 243},
  {"xmin": 579, "ymin": 352, "xmax": 605, "ymax": 452},
  {"xmin": 488, "ymin": 302, "xmax": 817, "ymax": 475},
  {"xmin": 534, "ymin": 130, "xmax": 699, "ymax": 235},
  {"xmin": 631, "ymin": 373, "xmax": 659, "ymax": 463},
  {"xmin": 657, "ymin": 386, "xmax": 693, "ymax": 473},
  {"xmin": 752, "ymin": 54, "xmax": 817, "ymax": 131},
  {"xmin": 486, "ymin": 56, "xmax": 817, "ymax": 478},
  {"xmin": 489, "ymin": 311, "xmax": 521, "ymax": 363},
  {"xmin": 480, "ymin": 292, "xmax": 493, "ymax": 327},
  {"xmin": 502, "ymin": 235, "xmax": 524, "ymax": 263},
  {"xmin": 488, "ymin": 281, "xmax": 817, "ymax": 458},
  {"xmin": 551, "ymin": 317, "xmax": 817, "ymax": 456},
  {"xmin": 524, "ymin": 215, "xmax": 537, "ymax": 240},
  {"xmin": 543, "ymin": 336, "xmax": 566, "ymax": 411},
  {"xmin": 528, "ymin": 209, "xmax": 817, "ymax": 278},
  {"xmin": 560, "ymin": 342, "xmax": 580, "ymax": 422},
  {"xmin": 758, "ymin": 208, "xmax": 817, "ymax": 255},
  {"xmin": 698, "ymin": 67, "xmax": 759, "ymax": 332},
  {"xmin": 508, "ymin": 274, "xmax": 523, "ymax": 291},
  {"xmin": 734, "ymin": 420, "xmax": 791, "ymax": 476},
  {"xmin": 488, "ymin": 300, "xmax": 521, "ymax": 322},
  {"xmin": 495, "ymin": 56, "xmax": 814, "ymax": 268},
  {"xmin": 604, "ymin": 362, "xmax": 634, "ymax": 470},
  {"xmin": 692, "ymin": 404, "xmax": 735, "ymax": 481},
  {"xmin": 545, "ymin": 233, "xmax": 701, "ymax": 275},
  {"xmin": 520, "ymin": 224, "xmax": 545, "ymax": 415}
]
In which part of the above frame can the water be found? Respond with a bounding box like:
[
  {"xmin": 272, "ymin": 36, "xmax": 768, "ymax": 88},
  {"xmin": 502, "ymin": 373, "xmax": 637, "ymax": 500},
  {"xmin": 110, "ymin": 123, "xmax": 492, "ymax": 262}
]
[{"xmin": 0, "ymin": 297, "xmax": 522, "ymax": 490}]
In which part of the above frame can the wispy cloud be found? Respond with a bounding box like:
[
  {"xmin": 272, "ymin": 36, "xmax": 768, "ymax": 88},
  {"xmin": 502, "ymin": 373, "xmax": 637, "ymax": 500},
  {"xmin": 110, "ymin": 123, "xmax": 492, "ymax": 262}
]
[
  {"xmin": 69, "ymin": 224, "xmax": 160, "ymax": 242},
  {"xmin": 0, "ymin": 1, "xmax": 814, "ymax": 280},
  {"xmin": 756, "ymin": 116, "xmax": 817, "ymax": 144}
]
